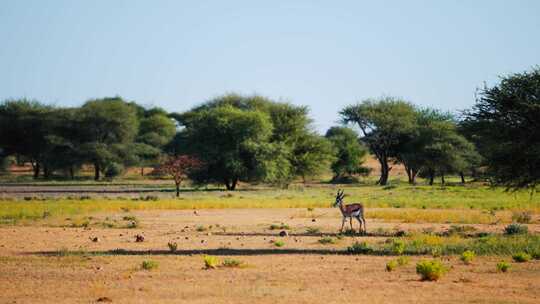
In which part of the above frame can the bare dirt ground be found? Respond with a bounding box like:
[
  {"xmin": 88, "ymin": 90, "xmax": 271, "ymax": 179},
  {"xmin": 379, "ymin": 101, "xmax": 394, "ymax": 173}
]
[{"xmin": 1, "ymin": 209, "xmax": 539, "ymax": 304}]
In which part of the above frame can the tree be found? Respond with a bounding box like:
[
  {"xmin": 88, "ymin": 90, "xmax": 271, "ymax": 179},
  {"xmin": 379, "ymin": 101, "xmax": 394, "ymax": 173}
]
[
  {"xmin": 78, "ymin": 97, "xmax": 139, "ymax": 180},
  {"xmin": 136, "ymin": 112, "xmax": 176, "ymax": 175},
  {"xmin": 325, "ymin": 126, "xmax": 369, "ymax": 182},
  {"xmin": 463, "ymin": 67, "xmax": 540, "ymax": 190},
  {"xmin": 159, "ymin": 155, "xmax": 202, "ymax": 196},
  {"xmin": 179, "ymin": 105, "xmax": 273, "ymax": 190},
  {"xmin": 340, "ymin": 97, "xmax": 417, "ymax": 185}
]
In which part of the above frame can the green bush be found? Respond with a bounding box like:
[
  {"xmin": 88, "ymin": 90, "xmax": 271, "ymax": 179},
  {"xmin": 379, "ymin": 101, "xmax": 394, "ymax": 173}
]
[
  {"xmin": 504, "ymin": 223, "xmax": 528, "ymax": 235},
  {"xmin": 497, "ymin": 261, "xmax": 511, "ymax": 273},
  {"xmin": 269, "ymin": 223, "xmax": 290, "ymax": 230},
  {"xmin": 274, "ymin": 240, "xmax": 285, "ymax": 247},
  {"xmin": 386, "ymin": 260, "xmax": 398, "ymax": 272},
  {"xmin": 141, "ymin": 260, "xmax": 159, "ymax": 270},
  {"xmin": 204, "ymin": 255, "xmax": 220, "ymax": 269},
  {"xmin": 347, "ymin": 242, "xmax": 373, "ymax": 254},
  {"xmin": 512, "ymin": 252, "xmax": 531, "ymax": 263},
  {"xmin": 104, "ymin": 162, "xmax": 124, "ymax": 179},
  {"xmin": 416, "ymin": 260, "xmax": 448, "ymax": 281},
  {"xmin": 222, "ymin": 258, "xmax": 244, "ymax": 268},
  {"xmin": 460, "ymin": 250, "xmax": 475, "ymax": 265},
  {"xmin": 391, "ymin": 239, "xmax": 405, "ymax": 255}
]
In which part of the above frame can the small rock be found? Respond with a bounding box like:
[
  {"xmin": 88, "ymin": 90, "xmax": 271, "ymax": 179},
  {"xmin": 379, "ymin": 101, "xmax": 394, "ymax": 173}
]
[
  {"xmin": 201, "ymin": 240, "xmax": 205, "ymax": 243},
  {"xmin": 279, "ymin": 230, "xmax": 288, "ymax": 237},
  {"xmin": 185, "ymin": 236, "xmax": 189, "ymax": 240},
  {"xmin": 135, "ymin": 235, "xmax": 144, "ymax": 242},
  {"xmin": 90, "ymin": 237, "xmax": 99, "ymax": 242},
  {"xmin": 312, "ymin": 219, "xmax": 316, "ymax": 222},
  {"xmin": 97, "ymin": 297, "xmax": 112, "ymax": 302}
]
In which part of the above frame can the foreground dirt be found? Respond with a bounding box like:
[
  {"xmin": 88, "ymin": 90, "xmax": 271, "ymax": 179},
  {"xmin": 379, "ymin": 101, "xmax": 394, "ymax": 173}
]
[{"xmin": 1, "ymin": 209, "xmax": 539, "ymax": 304}]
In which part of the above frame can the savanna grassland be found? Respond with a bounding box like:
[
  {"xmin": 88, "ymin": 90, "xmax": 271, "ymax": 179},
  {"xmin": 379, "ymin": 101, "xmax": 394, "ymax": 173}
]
[{"xmin": 1, "ymin": 178, "xmax": 540, "ymax": 303}]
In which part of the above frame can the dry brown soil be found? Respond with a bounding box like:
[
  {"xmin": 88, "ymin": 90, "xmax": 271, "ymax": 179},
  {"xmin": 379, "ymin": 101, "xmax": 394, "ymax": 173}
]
[{"xmin": 1, "ymin": 209, "xmax": 539, "ymax": 304}]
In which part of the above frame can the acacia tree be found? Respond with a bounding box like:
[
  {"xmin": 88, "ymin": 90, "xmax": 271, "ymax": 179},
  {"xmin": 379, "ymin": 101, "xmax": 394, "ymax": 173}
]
[
  {"xmin": 463, "ymin": 67, "xmax": 540, "ymax": 190},
  {"xmin": 160, "ymin": 155, "xmax": 202, "ymax": 196},
  {"xmin": 340, "ymin": 97, "xmax": 417, "ymax": 185}
]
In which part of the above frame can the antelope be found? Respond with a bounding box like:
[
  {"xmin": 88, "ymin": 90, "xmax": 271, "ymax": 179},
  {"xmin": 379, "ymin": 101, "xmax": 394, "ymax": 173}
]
[{"xmin": 333, "ymin": 189, "xmax": 366, "ymax": 234}]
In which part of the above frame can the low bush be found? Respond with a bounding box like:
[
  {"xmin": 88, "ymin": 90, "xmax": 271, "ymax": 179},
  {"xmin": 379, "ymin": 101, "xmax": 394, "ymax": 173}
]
[
  {"xmin": 167, "ymin": 242, "xmax": 178, "ymax": 252},
  {"xmin": 306, "ymin": 227, "xmax": 320, "ymax": 234},
  {"xmin": 269, "ymin": 223, "xmax": 290, "ymax": 230},
  {"xmin": 222, "ymin": 258, "xmax": 244, "ymax": 268},
  {"xmin": 204, "ymin": 255, "xmax": 220, "ymax": 269},
  {"xmin": 141, "ymin": 260, "xmax": 159, "ymax": 270},
  {"xmin": 416, "ymin": 260, "xmax": 447, "ymax": 281},
  {"xmin": 397, "ymin": 256, "xmax": 410, "ymax": 266},
  {"xmin": 391, "ymin": 239, "xmax": 405, "ymax": 255},
  {"xmin": 274, "ymin": 240, "xmax": 285, "ymax": 247},
  {"xmin": 460, "ymin": 250, "xmax": 475, "ymax": 265},
  {"xmin": 386, "ymin": 260, "xmax": 398, "ymax": 272},
  {"xmin": 504, "ymin": 223, "xmax": 528, "ymax": 235},
  {"xmin": 512, "ymin": 252, "xmax": 531, "ymax": 263},
  {"xmin": 497, "ymin": 261, "xmax": 511, "ymax": 273},
  {"xmin": 512, "ymin": 211, "xmax": 532, "ymax": 224}
]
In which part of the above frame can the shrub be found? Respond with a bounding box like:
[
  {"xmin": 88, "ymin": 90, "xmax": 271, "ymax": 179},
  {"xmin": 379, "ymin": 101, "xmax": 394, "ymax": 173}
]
[
  {"xmin": 460, "ymin": 250, "xmax": 475, "ymax": 265},
  {"xmin": 196, "ymin": 225, "xmax": 207, "ymax": 232},
  {"xmin": 318, "ymin": 237, "xmax": 337, "ymax": 245},
  {"xmin": 167, "ymin": 242, "xmax": 178, "ymax": 252},
  {"xmin": 512, "ymin": 211, "xmax": 532, "ymax": 224},
  {"xmin": 391, "ymin": 239, "xmax": 405, "ymax": 255},
  {"xmin": 204, "ymin": 255, "xmax": 220, "ymax": 269},
  {"xmin": 274, "ymin": 240, "xmax": 285, "ymax": 247},
  {"xmin": 416, "ymin": 260, "xmax": 447, "ymax": 281},
  {"xmin": 222, "ymin": 258, "xmax": 244, "ymax": 268},
  {"xmin": 497, "ymin": 261, "xmax": 511, "ymax": 273},
  {"xmin": 512, "ymin": 252, "xmax": 531, "ymax": 263},
  {"xmin": 386, "ymin": 260, "xmax": 398, "ymax": 272},
  {"xmin": 141, "ymin": 260, "xmax": 159, "ymax": 270},
  {"xmin": 104, "ymin": 162, "xmax": 124, "ymax": 179},
  {"xmin": 306, "ymin": 227, "xmax": 320, "ymax": 234},
  {"xmin": 504, "ymin": 223, "xmax": 528, "ymax": 235},
  {"xmin": 347, "ymin": 242, "xmax": 373, "ymax": 254},
  {"xmin": 397, "ymin": 256, "xmax": 410, "ymax": 266}
]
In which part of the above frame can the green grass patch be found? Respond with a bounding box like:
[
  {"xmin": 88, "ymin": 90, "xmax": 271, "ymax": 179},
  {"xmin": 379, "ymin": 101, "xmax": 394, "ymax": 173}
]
[{"xmin": 141, "ymin": 260, "xmax": 159, "ymax": 270}]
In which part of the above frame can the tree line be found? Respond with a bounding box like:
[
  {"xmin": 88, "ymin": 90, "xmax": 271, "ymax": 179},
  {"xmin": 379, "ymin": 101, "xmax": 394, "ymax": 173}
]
[{"xmin": 1, "ymin": 67, "xmax": 538, "ymax": 190}]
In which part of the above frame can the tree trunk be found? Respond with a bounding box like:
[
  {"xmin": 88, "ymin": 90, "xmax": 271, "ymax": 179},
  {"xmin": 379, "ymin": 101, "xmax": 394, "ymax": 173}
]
[
  {"xmin": 94, "ymin": 163, "xmax": 100, "ymax": 181},
  {"xmin": 429, "ymin": 169, "xmax": 435, "ymax": 186},
  {"xmin": 175, "ymin": 182, "xmax": 180, "ymax": 197},
  {"xmin": 460, "ymin": 172, "xmax": 465, "ymax": 184},
  {"xmin": 141, "ymin": 167, "xmax": 144, "ymax": 176},
  {"xmin": 43, "ymin": 164, "xmax": 51, "ymax": 179},
  {"xmin": 69, "ymin": 167, "xmax": 75, "ymax": 180},
  {"xmin": 32, "ymin": 162, "xmax": 40, "ymax": 179},
  {"xmin": 377, "ymin": 155, "xmax": 389, "ymax": 186},
  {"xmin": 441, "ymin": 174, "xmax": 445, "ymax": 185}
]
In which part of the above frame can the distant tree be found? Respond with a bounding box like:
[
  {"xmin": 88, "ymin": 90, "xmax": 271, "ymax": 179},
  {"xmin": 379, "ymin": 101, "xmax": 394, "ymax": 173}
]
[
  {"xmin": 159, "ymin": 155, "xmax": 202, "ymax": 196},
  {"xmin": 325, "ymin": 126, "xmax": 369, "ymax": 182},
  {"xmin": 290, "ymin": 133, "xmax": 334, "ymax": 183},
  {"xmin": 78, "ymin": 97, "xmax": 139, "ymax": 180},
  {"xmin": 340, "ymin": 97, "xmax": 417, "ymax": 185},
  {"xmin": 463, "ymin": 67, "xmax": 540, "ymax": 190},
  {"xmin": 136, "ymin": 112, "xmax": 176, "ymax": 175}
]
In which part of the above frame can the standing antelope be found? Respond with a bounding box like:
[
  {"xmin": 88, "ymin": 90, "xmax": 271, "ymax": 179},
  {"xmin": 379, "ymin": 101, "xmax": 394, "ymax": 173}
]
[{"xmin": 333, "ymin": 189, "xmax": 366, "ymax": 234}]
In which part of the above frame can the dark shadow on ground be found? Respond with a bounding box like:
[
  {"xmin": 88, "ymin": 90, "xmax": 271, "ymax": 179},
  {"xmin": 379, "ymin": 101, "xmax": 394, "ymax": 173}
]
[{"xmin": 213, "ymin": 232, "xmax": 391, "ymax": 237}]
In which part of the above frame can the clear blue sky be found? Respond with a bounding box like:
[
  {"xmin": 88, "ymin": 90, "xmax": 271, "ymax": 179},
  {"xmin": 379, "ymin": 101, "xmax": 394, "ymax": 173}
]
[{"xmin": 1, "ymin": 0, "xmax": 539, "ymax": 132}]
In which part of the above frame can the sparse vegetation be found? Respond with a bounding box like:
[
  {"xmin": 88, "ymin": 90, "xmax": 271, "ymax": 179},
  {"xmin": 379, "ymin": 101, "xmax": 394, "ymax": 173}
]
[
  {"xmin": 386, "ymin": 260, "xmax": 398, "ymax": 272},
  {"xmin": 306, "ymin": 227, "xmax": 320, "ymax": 234},
  {"xmin": 512, "ymin": 211, "xmax": 532, "ymax": 224},
  {"xmin": 512, "ymin": 252, "xmax": 531, "ymax": 263},
  {"xmin": 274, "ymin": 240, "xmax": 285, "ymax": 247},
  {"xmin": 504, "ymin": 223, "xmax": 528, "ymax": 235},
  {"xmin": 497, "ymin": 261, "xmax": 511, "ymax": 273},
  {"xmin": 204, "ymin": 255, "xmax": 220, "ymax": 269},
  {"xmin": 397, "ymin": 256, "xmax": 409, "ymax": 266},
  {"xmin": 141, "ymin": 260, "xmax": 159, "ymax": 270},
  {"xmin": 460, "ymin": 250, "xmax": 475, "ymax": 265},
  {"xmin": 269, "ymin": 223, "xmax": 290, "ymax": 230},
  {"xmin": 222, "ymin": 258, "xmax": 245, "ymax": 268},
  {"xmin": 347, "ymin": 242, "xmax": 373, "ymax": 254},
  {"xmin": 167, "ymin": 242, "xmax": 178, "ymax": 252},
  {"xmin": 416, "ymin": 260, "xmax": 447, "ymax": 281},
  {"xmin": 318, "ymin": 236, "xmax": 337, "ymax": 245}
]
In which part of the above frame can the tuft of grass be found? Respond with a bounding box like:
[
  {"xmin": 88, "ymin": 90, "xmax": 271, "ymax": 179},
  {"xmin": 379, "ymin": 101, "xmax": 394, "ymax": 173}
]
[
  {"xmin": 390, "ymin": 239, "xmax": 405, "ymax": 255},
  {"xmin": 318, "ymin": 236, "xmax": 337, "ymax": 245},
  {"xmin": 274, "ymin": 240, "xmax": 285, "ymax": 247},
  {"xmin": 269, "ymin": 223, "xmax": 290, "ymax": 230},
  {"xmin": 141, "ymin": 260, "xmax": 159, "ymax": 270},
  {"xmin": 196, "ymin": 225, "xmax": 207, "ymax": 232},
  {"xmin": 397, "ymin": 256, "xmax": 410, "ymax": 266},
  {"xmin": 460, "ymin": 250, "xmax": 476, "ymax": 265},
  {"xmin": 386, "ymin": 260, "xmax": 398, "ymax": 272},
  {"xmin": 306, "ymin": 227, "xmax": 320, "ymax": 234},
  {"xmin": 222, "ymin": 258, "xmax": 245, "ymax": 268},
  {"xmin": 204, "ymin": 255, "xmax": 220, "ymax": 269},
  {"xmin": 512, "ymin": 252, "xmax": 531, "ymax": 263},
  {"xmin": 347, "ymin": 242, "xmax": 373, "ymax": 254},
  {"xmin": 504, "ymin": 223, "xmax": 528, "ymax": 235},
  {"xmin": 416, "ymin": 260, "xmax": 448, "ymax": 281},
  {"xmin": 497, "ymin": 261, "xmax": 511, "ymax": 273},
  {"xmin": 167, "ymin": 242, "xmax": 178, "ymax": 252}
]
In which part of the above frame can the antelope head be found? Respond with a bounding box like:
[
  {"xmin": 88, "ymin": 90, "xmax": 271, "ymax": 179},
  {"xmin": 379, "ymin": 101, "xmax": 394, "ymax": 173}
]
[{"xmin": 333, "ymin": 189, "xmax": 345, "ymax": 207}]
